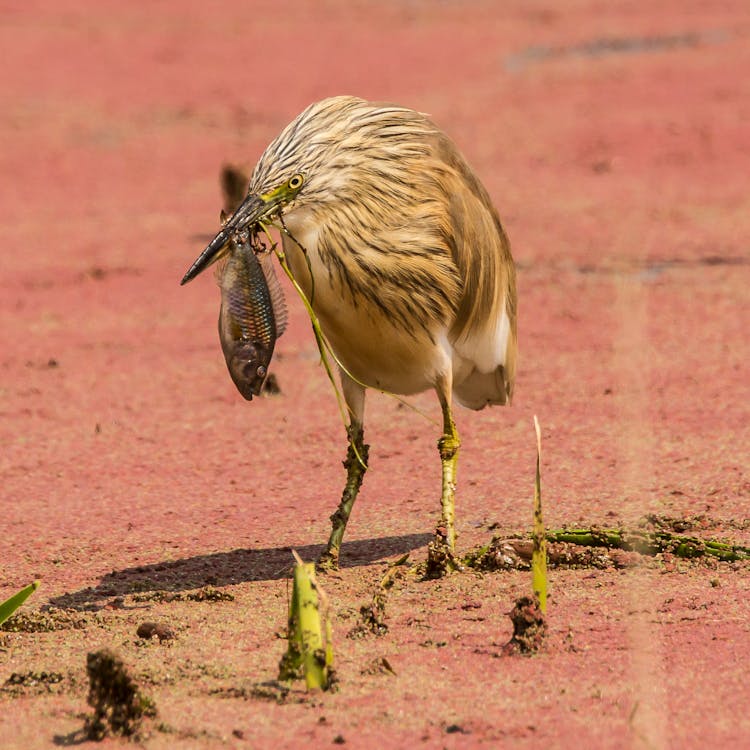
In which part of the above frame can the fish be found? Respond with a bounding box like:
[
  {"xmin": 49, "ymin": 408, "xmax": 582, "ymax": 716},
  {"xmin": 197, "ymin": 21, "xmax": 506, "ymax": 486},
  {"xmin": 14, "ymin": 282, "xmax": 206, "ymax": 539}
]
[{"xmin": 217, "ymin": 229, "xmax": 287, "ymax": 400}]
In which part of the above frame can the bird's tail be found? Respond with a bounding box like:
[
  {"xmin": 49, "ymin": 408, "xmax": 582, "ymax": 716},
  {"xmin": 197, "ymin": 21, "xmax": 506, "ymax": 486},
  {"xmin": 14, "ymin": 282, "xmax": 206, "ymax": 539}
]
[{"xmin": 453, "ymin": 363, "xmax": 513, "ymax": 411}]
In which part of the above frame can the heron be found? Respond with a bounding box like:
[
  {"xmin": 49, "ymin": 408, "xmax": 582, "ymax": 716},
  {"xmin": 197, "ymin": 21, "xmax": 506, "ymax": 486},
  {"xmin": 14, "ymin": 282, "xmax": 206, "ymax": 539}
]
[{"xmin": 181, "ymin": 96, "xmax": 517, "ymax": 574}]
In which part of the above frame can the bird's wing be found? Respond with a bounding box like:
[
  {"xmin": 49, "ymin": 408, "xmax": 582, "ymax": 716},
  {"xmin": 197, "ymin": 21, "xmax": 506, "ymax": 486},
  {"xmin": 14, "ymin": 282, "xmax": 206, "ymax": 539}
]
[{"xmin": 433, "ymin": 134, "xmax": 517, "ymax": 400}]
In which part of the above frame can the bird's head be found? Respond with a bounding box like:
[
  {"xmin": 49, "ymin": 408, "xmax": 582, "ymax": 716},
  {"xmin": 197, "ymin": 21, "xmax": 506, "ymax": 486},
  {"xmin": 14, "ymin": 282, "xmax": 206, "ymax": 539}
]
[
  {"xmin": 181, "ymin": 97, "xmax": 361, "ymax": 285},
  {"xmin": 181, "ymin": 95, "xmax": 435, "ymax": 285},
  {"xmin": 180, "ymin": 170, "xmax": 308, "ymax": 285}
]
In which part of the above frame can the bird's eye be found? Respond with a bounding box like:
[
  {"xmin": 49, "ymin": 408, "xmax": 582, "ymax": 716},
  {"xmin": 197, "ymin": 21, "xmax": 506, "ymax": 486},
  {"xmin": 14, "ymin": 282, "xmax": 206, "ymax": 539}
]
[
  {"xmin": 288, "ymin": 174, "xmax": 304, "ymax": 190},
  {"xmin": 256, "ymin": 365, "xmax": 267, "ymax": 378}
]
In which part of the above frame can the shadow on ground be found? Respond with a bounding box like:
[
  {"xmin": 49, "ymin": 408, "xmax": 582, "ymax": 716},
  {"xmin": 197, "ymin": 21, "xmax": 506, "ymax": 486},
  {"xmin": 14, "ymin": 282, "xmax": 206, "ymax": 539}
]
[{"xmin": 47, "ymin": 533, "xmax": 432, "ymax": 609}]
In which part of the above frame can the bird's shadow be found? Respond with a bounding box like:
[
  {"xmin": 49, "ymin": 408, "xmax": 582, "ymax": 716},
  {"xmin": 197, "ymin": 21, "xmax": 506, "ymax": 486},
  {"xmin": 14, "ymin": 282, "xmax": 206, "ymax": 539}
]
[{"xmin": 47, "ymin": 533, "xmax": 432, "ymax": 610}]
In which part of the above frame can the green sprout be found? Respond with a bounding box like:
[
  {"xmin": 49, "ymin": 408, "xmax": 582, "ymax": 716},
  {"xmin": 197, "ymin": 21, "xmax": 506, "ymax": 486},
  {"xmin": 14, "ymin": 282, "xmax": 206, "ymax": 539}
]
[
  {"xmin": 0, "ymin": 581, "xmax": 40, "ymax": 626},
  {"xmin": 531, "ymin": 416, "xmax": 547, "ymax": 613},
  {"xmin": 278, "ymin": 552, "xmax": 335, "ymax": 691}
]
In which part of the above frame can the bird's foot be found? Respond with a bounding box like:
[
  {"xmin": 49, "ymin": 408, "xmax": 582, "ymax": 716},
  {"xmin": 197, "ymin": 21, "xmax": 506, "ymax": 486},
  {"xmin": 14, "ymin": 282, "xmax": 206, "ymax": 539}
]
[
  {"xmin": 316, "ymin": 547, "xmax": 340, "ymax": 574},
  {"xmin": 424, "ymin": 526, "xmax": 463, "ymax": 578}
]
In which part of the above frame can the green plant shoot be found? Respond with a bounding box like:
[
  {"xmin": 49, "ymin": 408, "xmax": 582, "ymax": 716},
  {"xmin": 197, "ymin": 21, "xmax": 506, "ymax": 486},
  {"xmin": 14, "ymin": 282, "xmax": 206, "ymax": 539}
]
[
  {"xmin": 0, "ymin": 580, "xmax": 40, "ymax": 626},
  {"xmin": 531, "ymin": 416, "xmax": 547, "ymax": 613},
  {"xmin": 278, "ymin": 552, "xmax": 333, "ymax": 690}
]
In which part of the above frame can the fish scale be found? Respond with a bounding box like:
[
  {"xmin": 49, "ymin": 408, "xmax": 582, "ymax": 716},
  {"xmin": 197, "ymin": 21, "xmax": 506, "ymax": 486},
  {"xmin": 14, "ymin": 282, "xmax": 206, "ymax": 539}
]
[
  {"xmin": 218, "ymin": 233, "xmax": 287, "ymax": 400},
  {"xmin": 224, "ymin": 251, "xmax": 275, "ymax": 346}
]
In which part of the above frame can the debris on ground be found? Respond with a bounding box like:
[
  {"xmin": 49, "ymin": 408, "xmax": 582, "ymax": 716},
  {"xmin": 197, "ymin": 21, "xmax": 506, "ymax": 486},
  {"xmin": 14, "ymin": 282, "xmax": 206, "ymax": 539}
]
[
  {"xmin": 465, "ymin": 521, "xmax": 750, "ymax": 572},
  {"xmin": 348, "ymin": 555, "xmax": 409, "ymax": 638},
  {"xmin": 502, "ymin": 596, "xmax": 547, "ymax": 655},
  {"xmin": 0, "ymin": 607, "xmax": 91, "ymax": 632},
  {"xmin": 360, "ymin": 656, "xmax": 397, "ymax": 676},
  {"xmin": 84, "ymin": 649, "xmax": 157, "ymax": 740},
  {"xmin": 136, "ymin": 622, "xmax": 176, "ymax": 642},
  {"xmin": 2, "ymin": 670, "xmax": 65, "ymax": 696},
  {"xmin": 131, "ymin": 587, "xmax": 235, "ymax": 603}
]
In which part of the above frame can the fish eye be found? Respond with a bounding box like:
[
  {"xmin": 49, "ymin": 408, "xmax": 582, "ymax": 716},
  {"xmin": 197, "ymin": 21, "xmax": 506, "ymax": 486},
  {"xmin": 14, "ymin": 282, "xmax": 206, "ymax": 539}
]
[
  {"xmin": 288, "ymin": 174, "xmax": 304, "ymax": 190},
  {"xmin": 256, "ymin": 365, "xmax": 267, "ymax": 378}
]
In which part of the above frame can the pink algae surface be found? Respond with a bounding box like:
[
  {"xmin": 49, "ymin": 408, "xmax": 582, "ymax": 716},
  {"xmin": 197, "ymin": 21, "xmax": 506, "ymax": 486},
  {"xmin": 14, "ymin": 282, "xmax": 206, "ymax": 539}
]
[{"xmin": 1, "ymin": 1, "xmax": 749, "ymax": 748}]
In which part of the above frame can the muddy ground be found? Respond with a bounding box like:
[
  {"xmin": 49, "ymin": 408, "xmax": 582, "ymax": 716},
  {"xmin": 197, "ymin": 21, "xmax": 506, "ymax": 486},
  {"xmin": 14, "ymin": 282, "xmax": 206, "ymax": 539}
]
[{"xmin": 2, "ymin": 1, "xmax": 749, "ymax": 747}]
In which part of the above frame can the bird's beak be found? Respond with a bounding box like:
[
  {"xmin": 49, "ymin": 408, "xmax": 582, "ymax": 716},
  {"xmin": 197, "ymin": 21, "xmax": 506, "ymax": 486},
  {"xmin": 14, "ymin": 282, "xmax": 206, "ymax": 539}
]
[{"xmin": 180, "ymin": 194, "xmax": 273, "ymax": 285}]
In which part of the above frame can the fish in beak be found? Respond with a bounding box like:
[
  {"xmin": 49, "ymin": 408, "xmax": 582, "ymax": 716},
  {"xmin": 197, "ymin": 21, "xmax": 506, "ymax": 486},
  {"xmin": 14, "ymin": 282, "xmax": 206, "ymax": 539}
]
[{"xmin": 217, "ymin": 229, "xmax": 287, "ymax": 400}]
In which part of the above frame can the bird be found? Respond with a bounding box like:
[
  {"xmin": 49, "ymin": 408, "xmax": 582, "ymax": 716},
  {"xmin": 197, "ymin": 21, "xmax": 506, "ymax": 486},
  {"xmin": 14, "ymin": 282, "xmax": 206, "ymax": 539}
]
[{"xmin": 181, "ymin": 96, "xmax": 517, "ymax": 575}]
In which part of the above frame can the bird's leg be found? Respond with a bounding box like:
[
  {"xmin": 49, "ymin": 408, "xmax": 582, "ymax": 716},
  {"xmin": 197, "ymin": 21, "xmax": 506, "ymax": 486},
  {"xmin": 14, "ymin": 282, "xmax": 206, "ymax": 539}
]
[
  {"xmin": 426, "ymin": 377, "xmax": 461, "ymax": 576},
  {"xmin": 318, "ymin": 423, "xmax": 368, "ymax": 571},
  {"xmin": 317, "ymin": 375, "xmax": 368, "ymax": 572}
]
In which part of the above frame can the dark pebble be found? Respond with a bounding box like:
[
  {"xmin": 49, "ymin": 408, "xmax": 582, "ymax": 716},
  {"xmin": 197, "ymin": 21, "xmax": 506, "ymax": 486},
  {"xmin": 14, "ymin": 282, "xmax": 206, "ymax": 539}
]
[{"xmin": 136, "ymin": 622, "xmax": 175, "ymax": 641}]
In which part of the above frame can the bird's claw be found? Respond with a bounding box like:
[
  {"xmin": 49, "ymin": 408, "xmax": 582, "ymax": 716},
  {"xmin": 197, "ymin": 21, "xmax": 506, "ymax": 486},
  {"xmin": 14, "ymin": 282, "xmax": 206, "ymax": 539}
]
[
  {"xmin": 316, "ymin": 548, "xmax": 340, "ymax": 573},
  {"xmin": 424, "ymin": 527, "xmax": 462, "ymax": 578}
]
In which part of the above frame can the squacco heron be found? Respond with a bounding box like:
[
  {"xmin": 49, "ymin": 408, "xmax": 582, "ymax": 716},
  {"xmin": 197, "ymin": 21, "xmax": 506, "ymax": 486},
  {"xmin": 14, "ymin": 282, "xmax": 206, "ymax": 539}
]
[{"xmin": 182, "ymin": 96, "xmax": 517, "ymax": 574}]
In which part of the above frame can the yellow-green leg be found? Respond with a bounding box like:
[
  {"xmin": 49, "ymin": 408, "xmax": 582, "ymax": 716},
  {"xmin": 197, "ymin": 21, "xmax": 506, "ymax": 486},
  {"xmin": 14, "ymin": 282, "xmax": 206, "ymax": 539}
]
[
  {"xmin": 318, "ymin": 375, "xmax": 368, "ymax": 572},
  {"xmin": 426, "ymin": 380, "xmax": 461, "ymax": 576}
]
